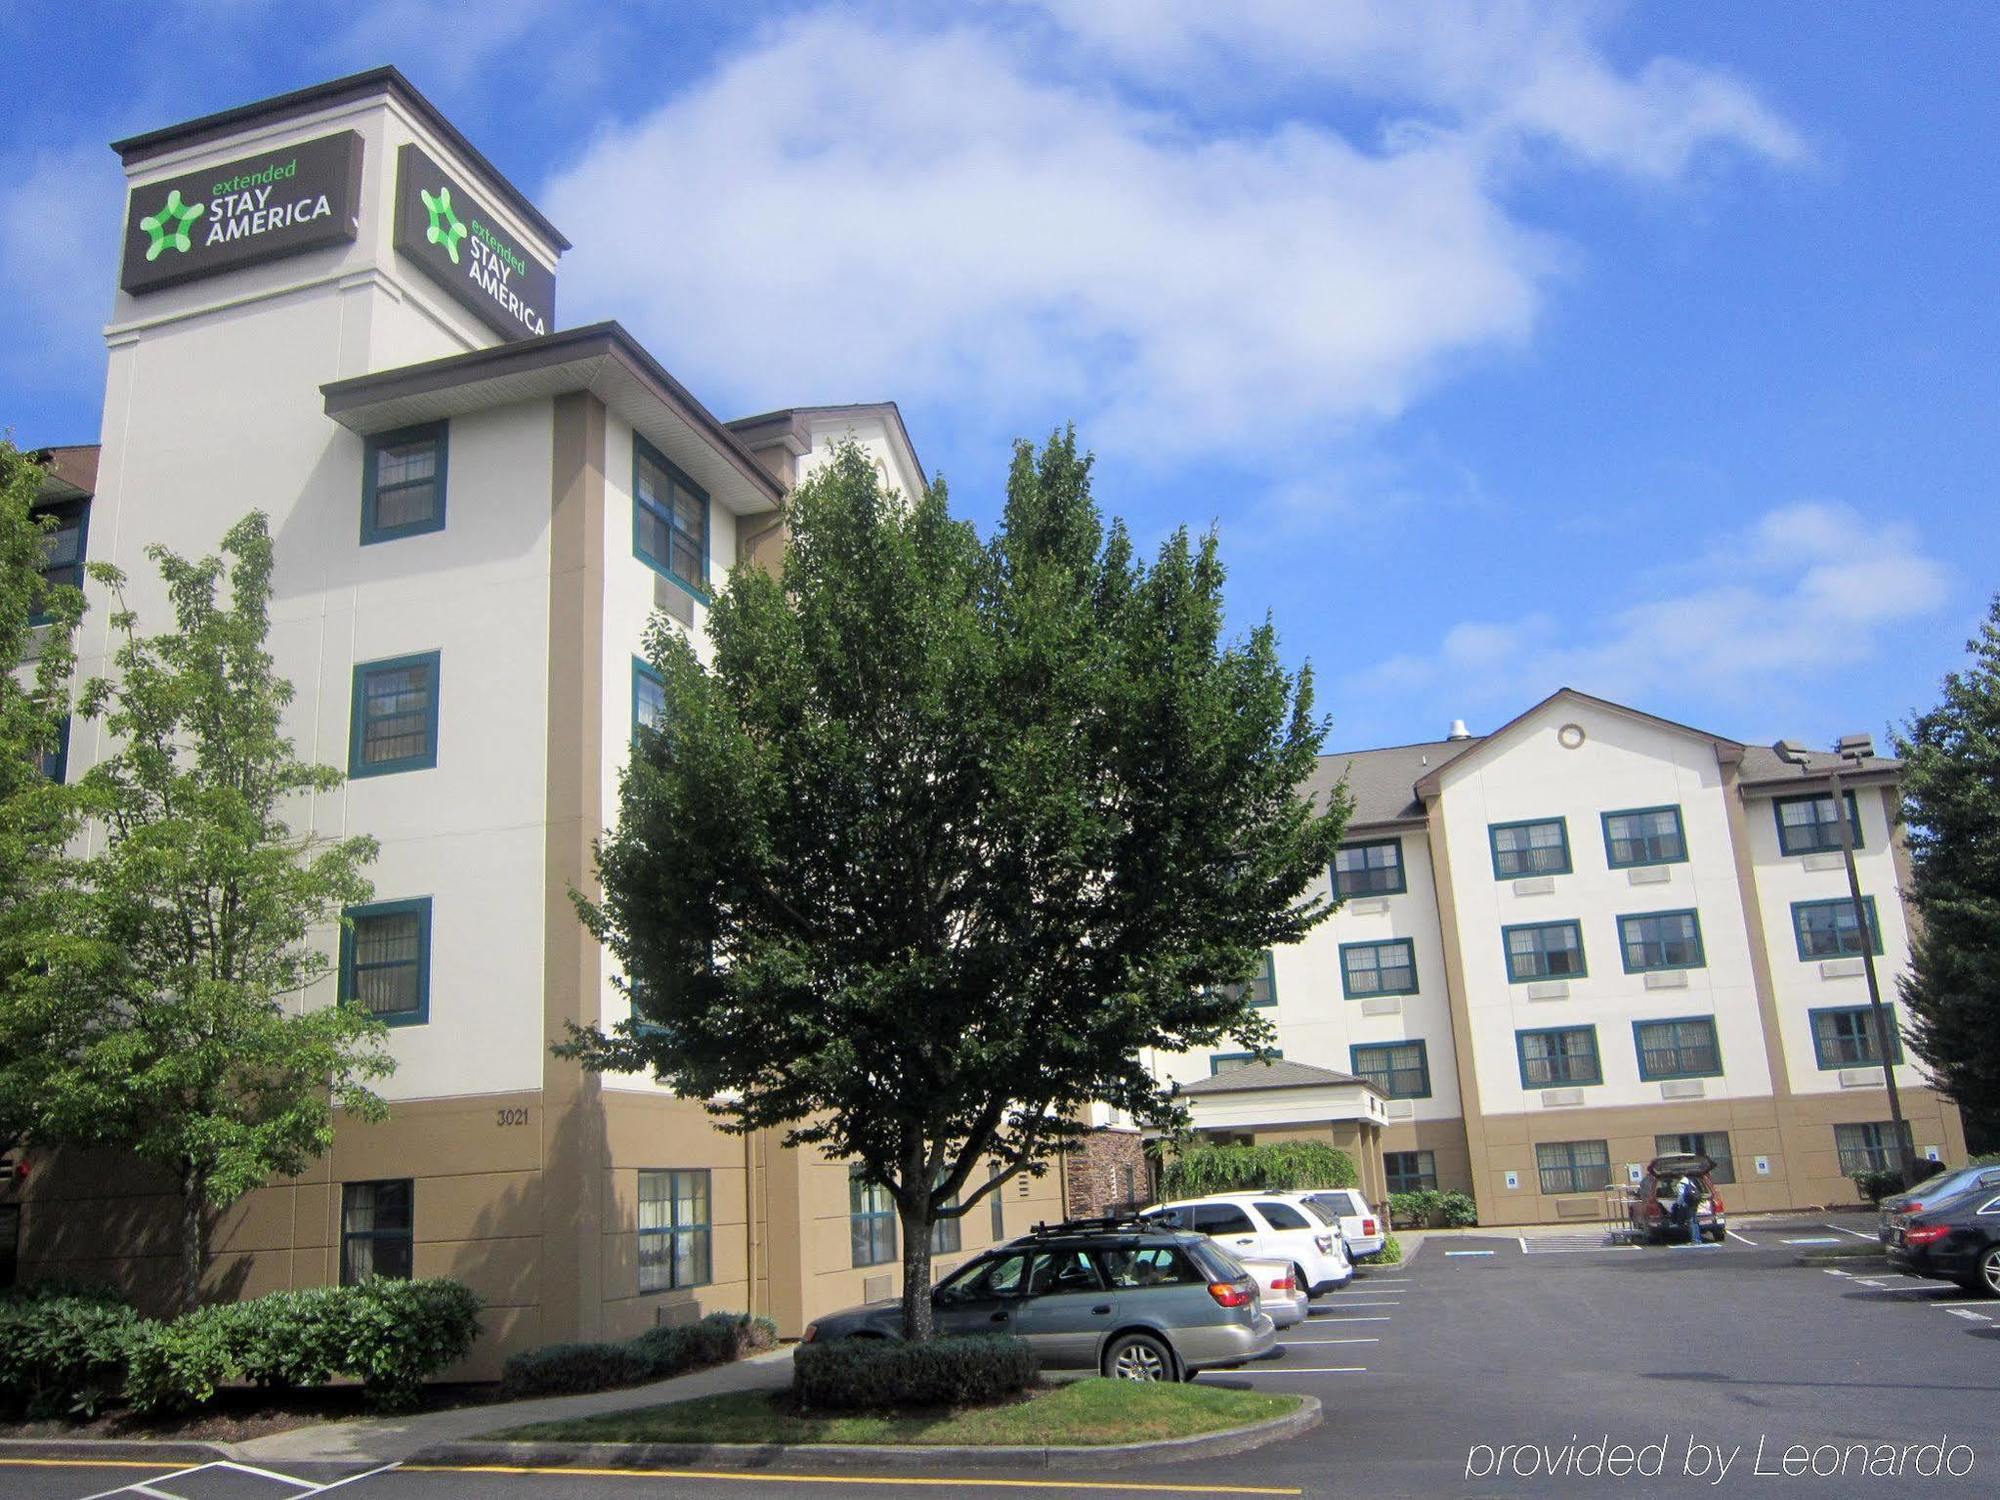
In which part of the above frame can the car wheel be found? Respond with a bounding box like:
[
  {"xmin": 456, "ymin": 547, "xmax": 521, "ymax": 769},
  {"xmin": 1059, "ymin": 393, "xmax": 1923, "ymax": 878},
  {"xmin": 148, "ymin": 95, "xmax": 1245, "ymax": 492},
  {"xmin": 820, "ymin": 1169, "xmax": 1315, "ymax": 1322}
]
[
  {"xmin": 1103, "ymin": 1331, "xmax": 1177, "ymax": 1382},
  {"xmin": 1292, "ymin": 1263, "xmax": 1314, "ymax": 1298},
  {"xmin": 1979, "ymin": 1246, "xmax": 2000, "ymax": 1299}
]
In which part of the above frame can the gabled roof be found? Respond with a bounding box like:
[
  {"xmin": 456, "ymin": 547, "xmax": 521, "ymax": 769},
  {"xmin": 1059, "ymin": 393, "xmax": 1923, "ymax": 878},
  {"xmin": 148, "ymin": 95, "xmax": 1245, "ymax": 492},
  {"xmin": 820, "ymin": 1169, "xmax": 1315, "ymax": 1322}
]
[
  {"xmin": 31, "ymin": 445, "xmax": 98, "ymax": 502},
  {"xmin": 1179, "ymin": 1059, "xmax": 1378, "ymax": 1096},
  {"xmin": 1410, "ymin": 688, "xmax": 1744, "ymax": 799},
  {"xmin": 728, "ymin": 402, "xmax": 927, "ymax": 495},
  {"xmin": 1308, "ymin": 736, "xmax": 1478, "ymax": 829},
  {"xmin": 1737, "ymin": 744, "xmax": 1901, "ymax": 791}
]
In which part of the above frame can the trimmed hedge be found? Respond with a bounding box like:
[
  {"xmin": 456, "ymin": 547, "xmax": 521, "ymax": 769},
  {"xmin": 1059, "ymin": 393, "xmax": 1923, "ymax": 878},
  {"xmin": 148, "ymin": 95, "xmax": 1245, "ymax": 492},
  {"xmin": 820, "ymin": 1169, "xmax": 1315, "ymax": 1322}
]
[
  {"xmin": 124, "ymin": 1279, "xmax": 482, "ymax": 1416},
  {"xmin": 792, "ymin": 1335, "xmax": 1037, "ymax": 1411},
  {"xmin": 1374, "ymin": 1234, "xmax": 1404, "ymax": 1266},
  {"xmin": 1161, "ymin": 1142, "xmax": 1358, "ymax": 1198},
  {"xmin": 501, "ymin": 1311, "xmax": 778, "ymax": 1399},
  {"xmin": 1386, "ymin": 1189, "xmax": 1477, "ymax": 1229},
  {"xmin": 0, "ymin": 1296, "xmax": 146, "ymax": 1418}
]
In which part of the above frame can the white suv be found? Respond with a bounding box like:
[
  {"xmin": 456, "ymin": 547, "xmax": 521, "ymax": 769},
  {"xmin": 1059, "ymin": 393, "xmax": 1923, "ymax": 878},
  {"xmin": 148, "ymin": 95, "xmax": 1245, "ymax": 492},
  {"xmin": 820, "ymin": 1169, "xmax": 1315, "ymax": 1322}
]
[
  {"xmin": 1144, "ymin": 1195, "xmax": 1354, "ymax": 1295},
  {"xmin": 1301, "ymin": 1188, "xmax": 1386, "ymax": 1260}
]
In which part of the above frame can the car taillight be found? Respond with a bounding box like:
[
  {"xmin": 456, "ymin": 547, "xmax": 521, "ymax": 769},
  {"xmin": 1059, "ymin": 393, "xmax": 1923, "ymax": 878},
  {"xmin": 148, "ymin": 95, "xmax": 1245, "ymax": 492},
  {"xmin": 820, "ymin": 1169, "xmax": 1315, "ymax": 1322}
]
[
  {"xmin": 1905, "ymin": 1225, "xmax": 1952, "ymax": 1248},
  {"xmin": 1643, "ymin": 1200, "xmax": 1662, "ymax": 1219},
  {"xmin": 1270, "ymin": 1274, "xmax": 1293, "ymax": 1291},
  {"xmin": 1904, "ymin": 1201, "xmax": 1924, "ymax": 1215},
  {"xmin": 1208, "ymin": 1281, "xmax": 1253, "ymax": 1308},
  {"xmin": 1708, "ymin": 1192, "xmax": 1723, "ymax": 1214},
  {"xmin": 1362, "ymin": 1218, "xmax": 1376, "ymax": 1237},
  {"xmin": 802, "ymin": 1324, "xmax": 819, "ymax": 1343}
]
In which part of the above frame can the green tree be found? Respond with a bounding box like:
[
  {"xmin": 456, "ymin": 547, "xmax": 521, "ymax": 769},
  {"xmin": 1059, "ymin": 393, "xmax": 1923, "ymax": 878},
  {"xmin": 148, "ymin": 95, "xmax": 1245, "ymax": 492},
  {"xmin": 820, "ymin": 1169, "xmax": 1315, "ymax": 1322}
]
[
  {"xmin": 1895, "ymin": 594, "xmax": 2000, "ymax": 1154},
  {"xmin": 565, "ymin": 435, "xmax": 1348, "ymax": 1340},
  {"xmin": 0, "ymin": 441, "xmax": 87, "ymax": 1144},
  {"xmin": 22, "ymin": 514, "xmax": 393, "ymax": 1311}
]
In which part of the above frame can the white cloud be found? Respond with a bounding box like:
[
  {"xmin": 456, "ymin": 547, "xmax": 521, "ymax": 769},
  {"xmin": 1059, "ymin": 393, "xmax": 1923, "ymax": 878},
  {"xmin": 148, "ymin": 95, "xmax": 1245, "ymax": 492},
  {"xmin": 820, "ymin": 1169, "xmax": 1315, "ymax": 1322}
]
[
  {"xmin": 0, "ymin": 143, "xmax": 122, "ymax": 396},
  {"xmin": 1347, "ymin": 501, "xmax": 1952, "ymax": 709},
  {"xmin": 544, "ymin": 4, "xmax": 1798, "ymax": 468}
]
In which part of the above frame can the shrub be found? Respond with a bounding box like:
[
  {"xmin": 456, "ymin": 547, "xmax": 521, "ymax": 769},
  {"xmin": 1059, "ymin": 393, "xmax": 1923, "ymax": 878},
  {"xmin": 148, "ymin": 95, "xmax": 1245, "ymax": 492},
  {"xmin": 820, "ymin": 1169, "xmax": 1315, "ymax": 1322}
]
[
  {"xmin": 1387, "ymin": 1190, "xmax": 1442, "ymax": 1229},
  {"xmin": 1161, "ymin": 1142, "xmax": 1357, "ymax": 1198},
  {"xmin": 1, "ymin": 1277, "xmax": 132, "ymax": 1307},
  {"xmin": 1852, "ymin": 1167, "xmax": 1907, "ymax": 1204},
  {"xmin": 793, "ymin": 1334, "xmax": 1037, "ymax": 1411},
  {"xmin": 504, "ymin": 1309, "xmax": 778, "ymax": 1398},
  {"xmin": 1374, "ymin": 1234, "xmax": 1404, "ymax": 1266},
  {"xmin": 125, "ymin": 1277, "xmax": 482, "ymax": 1416},
  {"xmin": 1438, "ymin": 1191, "xmax": 1478, "ymax": 1228},
  {"xmin": 0, "ymin": 1296, "xmax": 148, "ymax": 1418}
]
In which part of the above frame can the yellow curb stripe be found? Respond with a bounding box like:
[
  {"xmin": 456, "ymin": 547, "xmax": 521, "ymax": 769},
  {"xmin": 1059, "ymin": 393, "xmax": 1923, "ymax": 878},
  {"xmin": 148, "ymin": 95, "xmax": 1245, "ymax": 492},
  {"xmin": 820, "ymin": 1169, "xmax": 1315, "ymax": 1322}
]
[{"xmin": 404, "ymin": 1464, "xmax": 1302, "ymax": 1493}]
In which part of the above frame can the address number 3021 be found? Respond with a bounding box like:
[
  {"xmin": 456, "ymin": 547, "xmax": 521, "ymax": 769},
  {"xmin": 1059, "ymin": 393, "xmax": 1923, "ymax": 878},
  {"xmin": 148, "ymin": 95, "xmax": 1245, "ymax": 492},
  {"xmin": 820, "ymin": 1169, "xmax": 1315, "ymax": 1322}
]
[{"xmin": 496, "ymin": 1108, "xmax": 530, "ymax": 1128}]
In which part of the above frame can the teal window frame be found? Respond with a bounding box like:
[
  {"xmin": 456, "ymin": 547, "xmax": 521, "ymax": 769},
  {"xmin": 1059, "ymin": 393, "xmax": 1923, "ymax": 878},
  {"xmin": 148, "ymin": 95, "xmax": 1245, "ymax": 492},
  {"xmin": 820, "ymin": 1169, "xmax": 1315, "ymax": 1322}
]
[
  {"xmin": 29, "ymin": 499, "xmax": 88, "ymax": 627},
  {"xmin": 1489, "ymin": 816, "xmax": 1572, "ymax": 879},
  {"xmin": 1601, "ymin": 805, "xmax": 1687, "ymax": 868},
  {"xmin": 849, "ymin": 1166, "xmax": 898, "ymax": 1268},
  {"xmin": 1384, "ymin": 1150, "xmax": 1437, "ymax": 1193},
  {"xmin": 1617, "ymin": 908, "xmax": 1706, "ymax": 973},
  {"xmin": 632, "ymin": 657, "xmax": 666, "ymax": 743},
  {"xmin": 1774, "ymin": 790, "xmax": 1863, "ymax": 855},
  {"xmin": 1333, "ymin": 838, "xmax": 1406, "ymax": 897},
  {"xmin": 348, "ymin": 651, "xmax": 441, "ymax": 777},
  {"xmin": 1810, "ymin": 1005, "xmax": 1903, "ymax": 1070},
  {"xmin": 1209, "ymin": 951, "xmax": 1277, "ymax": 1008},
  {"xmin": 1502, "ymin": 920, "xmax": 1587, "ymax": 983},
  {"xmin": 988, "ymin": 1164, "xmax": 1006, "ymax": 1242},
  {"xmin": 340, "ymin": 1179, "xmax": 413, "ymax": 1286},
  {"xmin": 339, "ymin": 896, "xmax": 432, "ymax": 1027},
  {"xmin": 1834, "ymin": 1121, "xmax": 1912, "ymax": 1176},
  {"xmin": 1340, "ymin": 938, "xmax": 1417, "ymax": 998},
  {"xmin": 361, "ymin": 422, "xmax": 448, "ymax": 544},
  {"xmin": 1657, "ymin": 1131, "xmax": 1735, "ymax": 1185},
  {"xmin": 633, "ymin": 434, "xmax": 711, "ymax": 600},
  {"xmin": 638, "ymin": 1167, "xmax": 711, "ymax": 1291},
  {"xmin": 1536, "ymin": 1140, "xmax": 1612, "ymax": 1195},
  {"xmin": 39, "ymin": 715, "xmax": 70, "ymax": 785},
  {"xmin": 930, "ymin": 1169, "xmax": 961, "ymax": 1254},
  {"xmin": 1350, "ymin": 1039, "xmax": 1431, "ymax": 1099},
  {"xmin": 1209, "ymin": 1050, "xmax": 1276, "ymax": 1074},
  {"xmin": 1632, "ymin": 1015, "xmax": 1722, "ymax": 1080},
  {"xmin": 1791, "ymin": 896, "xmax": 1882, "ymax": 960},
  {"xmin": 1516, "ymin": 1025, "xmax": 1602, "ymax": 1088}
]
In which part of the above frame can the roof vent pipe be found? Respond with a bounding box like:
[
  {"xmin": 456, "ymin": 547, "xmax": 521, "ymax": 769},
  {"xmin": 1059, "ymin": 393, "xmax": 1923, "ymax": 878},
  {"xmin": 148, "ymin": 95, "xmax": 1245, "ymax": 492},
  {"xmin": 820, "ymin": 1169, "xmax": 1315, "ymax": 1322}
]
[{"xmin": 1447, "ymin": 718, "xmax": 1471, "ymax": 741}]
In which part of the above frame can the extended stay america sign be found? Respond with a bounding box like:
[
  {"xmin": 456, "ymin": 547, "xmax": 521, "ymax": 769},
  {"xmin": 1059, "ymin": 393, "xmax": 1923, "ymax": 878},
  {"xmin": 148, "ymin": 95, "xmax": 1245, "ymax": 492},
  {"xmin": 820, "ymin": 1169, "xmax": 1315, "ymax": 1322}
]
[
  {"xmin": 119, "ymin": 131, "xmax": 364, "ymax": 294},
  {"xmin": 392, "ymin": 143, "xmax": 555, "ymax": 341}
]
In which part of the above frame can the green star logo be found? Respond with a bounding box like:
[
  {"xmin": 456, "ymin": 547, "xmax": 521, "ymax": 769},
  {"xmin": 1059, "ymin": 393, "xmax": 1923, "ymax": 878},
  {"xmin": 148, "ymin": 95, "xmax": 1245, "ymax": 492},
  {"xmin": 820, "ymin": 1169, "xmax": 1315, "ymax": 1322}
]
[
  {"xmin": 139, "ymin": 189, "xmax": 204, "ymax": 260},
  {"xmin": 421, "ymin": 185, "xmax": 467, "ymax": 264}
]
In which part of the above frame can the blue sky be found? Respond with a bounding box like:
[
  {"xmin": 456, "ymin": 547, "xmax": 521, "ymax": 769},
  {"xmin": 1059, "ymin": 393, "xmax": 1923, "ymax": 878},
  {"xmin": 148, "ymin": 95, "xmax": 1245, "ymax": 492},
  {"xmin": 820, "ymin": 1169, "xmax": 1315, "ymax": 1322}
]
[{"xmin": 4, "ymin": 2, "xmax": 1994, "ymax": 753}]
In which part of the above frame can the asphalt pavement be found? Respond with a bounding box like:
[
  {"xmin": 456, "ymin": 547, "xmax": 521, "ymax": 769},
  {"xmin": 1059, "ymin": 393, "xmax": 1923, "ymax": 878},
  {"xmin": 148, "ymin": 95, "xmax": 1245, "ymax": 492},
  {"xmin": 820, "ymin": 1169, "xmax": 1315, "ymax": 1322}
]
[{"xmin": 4, "ymin": 1214, "xmax": 1993, "ymax": 1500}]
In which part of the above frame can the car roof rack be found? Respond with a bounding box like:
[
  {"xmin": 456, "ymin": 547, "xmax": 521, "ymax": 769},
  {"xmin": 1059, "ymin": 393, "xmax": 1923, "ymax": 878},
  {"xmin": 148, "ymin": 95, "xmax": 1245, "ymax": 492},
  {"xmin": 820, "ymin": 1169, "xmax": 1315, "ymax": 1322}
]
[{"xmin": 1024, "ymin": 1213, "xmax": 1164, "ymax": 1238}]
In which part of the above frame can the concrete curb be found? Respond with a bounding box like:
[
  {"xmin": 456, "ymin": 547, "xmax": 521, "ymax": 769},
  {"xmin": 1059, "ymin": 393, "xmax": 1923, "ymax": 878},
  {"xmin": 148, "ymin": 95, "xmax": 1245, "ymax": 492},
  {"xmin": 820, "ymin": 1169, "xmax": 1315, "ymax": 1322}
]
[
  {"xmin": 0, "ymin": 1438, "xmax": 231, "ymax": 1465},
  {"xmin": 409, "ymin": 1393, "xmax": 1321, "ymax": 1472}
]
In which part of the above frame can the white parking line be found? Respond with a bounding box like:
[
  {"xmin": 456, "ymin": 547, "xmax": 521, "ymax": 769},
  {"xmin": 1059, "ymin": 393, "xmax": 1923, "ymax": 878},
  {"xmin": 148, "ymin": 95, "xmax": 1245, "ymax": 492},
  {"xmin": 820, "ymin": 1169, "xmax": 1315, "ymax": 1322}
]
[
  {"xmin": 1312, "ymin": 1314, "xmax": 1391, "ymax": 1321},
  {"xmin": 1821, "ymin": 1268, "xmax": 1854, "ymax": 1277},
  {"xmin": 1445, "ymin": 1249, "xmax": 1495, "ymax": 1257},
  {"xmin": 1282, "ymin": 1337, "xmax": 1380, "ymax": 1345},
  {"xmin": 1518, "ymin": 1236, "xmax": 1529, "ymax": 1251},
  {"xmin": 1946, "ymin": 1308, "xmax": 1991, "ymax": 1323},
  {"xmin": 1827, "ymin": 1224, "xmax": 1876, "ymax": 1240},
  {"xmin": 1726, "ymin": 1230, "xmax": 1758, "ymax": 1246},
  {"xmin": 1933, "ymin": 1299, "xmax": 1999, "ymax": 1308},
  {"xmin": 1232, "ymin": 1366, "xmax": 1368, "ymax": 1374}
]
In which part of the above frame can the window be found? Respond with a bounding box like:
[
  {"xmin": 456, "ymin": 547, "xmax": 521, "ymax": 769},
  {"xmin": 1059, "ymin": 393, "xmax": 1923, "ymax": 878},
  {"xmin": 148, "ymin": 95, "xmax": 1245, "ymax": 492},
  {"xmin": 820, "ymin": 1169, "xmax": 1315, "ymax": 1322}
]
[
  {"xmin": 1188, "ymin": 1203, "xmax": 1256, "ymax": 1235},
  {"xmin": 1633, "ymin": 1017, "xmax": 1721, "ymax": 1080},
  {"xmin": 632, "ymin": 658, "xmax": 666, "ymax": 742},
  {"xmin": 931, "ymin": 1170, "xmax": 961, "ymax": 1254},
  {"xmin": 1834, "ymin": 1121, "xmax": 1913, "ymax": 1176},
  {"xmin": 1255, "ymin": 1200, "xmax": 1311, "ymax": 1229},
  {"xmin": 1341, "ymin": 939, "xmax": 1417, "ymax": 998},
  {"xmin": 1351, "ymin": 1040, "xmax": 1431, "ymax": 1099},
  {"xmin": 1502, "ymin": 921, "xmax": 1586, "ymax": 982},
  {"xmin": 1384, "ymin": 1150, "xmax": 1438, "ymax": 1194},
  {"xmin": 1211, "ymin": 951, "xmax": 1277, "ymax": 1007},
  {"xmin": 1618, "ymin": 909, "xmax": 1705, "ymax": 972},
  {"xmin": 349, "ymin": 652, "xmax": 440, "ymax": 776},
  {"xmin": 638, "ymin": 1168, "xmax": 711, "ymax": 1291},
  {"xmin": 1210, "ymin": 1051, "xmax": 1274, "ymax": 1074},
  {"xmin": 339, "ymin": 898, "xmax": 431, "ymax": 1026},
  {"xmin": 38, "ymin": 715, "xmax": 69, "ymax": 785},
  {"xmin": 340, "ymin": 1179, "xmax": 413, "ymax": 1286},
  {"xmin": 988, "ymin": 1164, "xmax": 1005, "ymax": 1242},
  {"xmin": 1333, "ymin": 838, "xmax": 1405, "ymax": 897},
  {"xmin": 1516, "ymin": 1026, "xmax": 1602, "ymax": 1087},
  {"xmin": 1029, "ymin": 1247, "xmax": 1107, "ymax": 1296},
  {"xmin": 1536, "ymin": 1140, "xmax": 1612, "ymax": 1195},
  {"xmin": 939, "ymin": 1249, "xmax": 1029, "ymax": 1299},
  {"xmin": 1792, "ymin": 897, "xmax": 1882, "ymax": 960},
  {"xmin": 1490, "ymin": 817, "xmax": 1571, "ymax": 878},
  {"xmin": 1774, "ymin": 790, "xmax": 1863, "ymax": 855},
  {"xmin": 1810, "ymin": 1005, "xmax": 1903, "ymax": 1069},
  {"xmin": 1656, "ymin": 1132, "xmax": 1735, "ymax": 1186},
  {"xmin": 1602, "ymin": 805, "xmax": 1687, "ymax": 868},
  {"xmin": 634, "ymin": 436, "xmax": 710, "ymax": 596},
  {"xmin": 30, "ymin": 500, "xmax": 87, "ymax": 625},
  {"xmin": 1103, "ymin": 1245, "xmax": 1199, "ymax": 1288},
  {"xmin": 850, "ymin": 1166, "xmax": 897, "ymax": 1267},
  {"xmin": 1118, "ymin": 1164, "xmax": 1137, "ymax": 1208},
  {"xmin": 361, "ymin": 423, "xmax": 447, "ymax": 543}
]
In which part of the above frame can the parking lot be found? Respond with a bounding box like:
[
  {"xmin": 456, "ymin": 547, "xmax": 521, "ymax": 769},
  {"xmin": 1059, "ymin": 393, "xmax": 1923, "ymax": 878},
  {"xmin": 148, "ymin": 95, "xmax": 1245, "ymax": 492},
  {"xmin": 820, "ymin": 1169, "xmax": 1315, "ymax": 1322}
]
[{"xmin": 2, "ymin": 1215, "xmax": 1991, "ymax": 1500}]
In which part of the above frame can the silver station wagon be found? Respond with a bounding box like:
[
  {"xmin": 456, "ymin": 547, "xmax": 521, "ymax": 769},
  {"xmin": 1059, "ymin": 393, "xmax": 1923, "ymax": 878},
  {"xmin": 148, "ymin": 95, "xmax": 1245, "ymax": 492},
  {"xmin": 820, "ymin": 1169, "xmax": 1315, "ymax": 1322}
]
[{"xmin": 802, "ymin": 1216, "xmax": 1278, "ymax": 1381}]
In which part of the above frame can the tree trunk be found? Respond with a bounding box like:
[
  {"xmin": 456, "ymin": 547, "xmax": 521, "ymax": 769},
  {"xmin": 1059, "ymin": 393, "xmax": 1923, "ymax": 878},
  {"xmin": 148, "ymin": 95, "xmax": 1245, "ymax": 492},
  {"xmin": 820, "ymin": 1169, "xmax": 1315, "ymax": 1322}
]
[
  {"xmin": 176, "ymin": 1166, "xmax": 209, "ymax": 1315},
  {"xmin": 898, "ymin": 1197, "xmax": 935, "ymax": 1343}
]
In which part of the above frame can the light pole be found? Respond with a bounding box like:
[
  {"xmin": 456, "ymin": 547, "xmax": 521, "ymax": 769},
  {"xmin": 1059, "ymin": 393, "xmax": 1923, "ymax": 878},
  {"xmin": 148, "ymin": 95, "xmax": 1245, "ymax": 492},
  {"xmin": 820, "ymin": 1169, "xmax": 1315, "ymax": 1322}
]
[{"xmin": 1772, "ymin": 735, "xmax": 1919, "ymax": 1184}]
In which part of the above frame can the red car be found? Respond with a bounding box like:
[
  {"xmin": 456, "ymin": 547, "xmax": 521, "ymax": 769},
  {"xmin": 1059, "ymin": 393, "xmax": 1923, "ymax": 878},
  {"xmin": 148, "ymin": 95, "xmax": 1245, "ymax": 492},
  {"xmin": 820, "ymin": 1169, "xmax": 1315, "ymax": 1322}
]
[{"xmin": 1629, "ymin": 1153, "xmax": 1726, "ymax": 1244}]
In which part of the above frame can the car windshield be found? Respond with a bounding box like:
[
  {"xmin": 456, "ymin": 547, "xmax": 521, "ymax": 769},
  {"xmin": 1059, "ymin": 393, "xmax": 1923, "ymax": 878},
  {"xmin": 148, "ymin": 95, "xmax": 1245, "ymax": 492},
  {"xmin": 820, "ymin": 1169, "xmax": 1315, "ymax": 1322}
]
[
  {"xmin": 936, "ymin": 1250, "xmax": 1028, "ymax": 1299},
  {"xmin": 1296, "ymin": 1198, "xmax": 1337, "ymax": 1226}
]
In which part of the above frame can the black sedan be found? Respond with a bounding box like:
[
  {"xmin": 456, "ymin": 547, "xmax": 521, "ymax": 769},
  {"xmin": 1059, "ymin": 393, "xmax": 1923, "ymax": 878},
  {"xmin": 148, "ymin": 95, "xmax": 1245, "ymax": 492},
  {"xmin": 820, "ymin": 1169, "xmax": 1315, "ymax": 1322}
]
[{"xmin": 1886, "ymin": 1184, "xmax": 2000, "ymax": 1296}]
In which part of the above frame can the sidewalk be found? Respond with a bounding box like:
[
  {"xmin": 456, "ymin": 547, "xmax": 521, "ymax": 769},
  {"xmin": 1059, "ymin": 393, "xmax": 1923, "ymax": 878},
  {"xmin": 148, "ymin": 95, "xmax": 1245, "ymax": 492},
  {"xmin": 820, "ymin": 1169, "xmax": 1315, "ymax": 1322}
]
[{"xmin": 232, "ymin": 1346, "xmax": 797, "ymax": 1466}]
